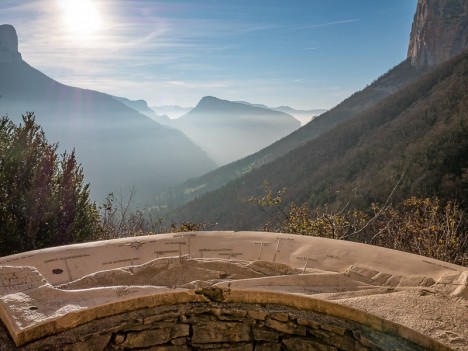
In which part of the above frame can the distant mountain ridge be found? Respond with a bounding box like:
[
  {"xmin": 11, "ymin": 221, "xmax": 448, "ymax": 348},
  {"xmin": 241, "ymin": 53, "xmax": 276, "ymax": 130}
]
[
  {"xmin": 174, "ymin": 51, "xmax": 468, "ymax": 229},
  {"xmin": 0, "ymin": 25, "xmax": 216, "ymax": 206},
  {"xmin": 151, "ymin": 59, "xmax": 425, "ymax": 216},
  {"xmin": 172, "ymin": 96, "xmax": 300, "ymax": 165},
  {"xmin": 152, "ymin": 105, "xmax": 193, "ymax": 119},
  {"xmin": 112, "ymin": 96, "xmax": 173, "ymax": 126},
  {"xmin": 235, "ymin": 101, "xmax": 327, "ymax": 125},
  {"xmin": 170, "ymin": 0, "xmax": 468, "ymax": 227}
]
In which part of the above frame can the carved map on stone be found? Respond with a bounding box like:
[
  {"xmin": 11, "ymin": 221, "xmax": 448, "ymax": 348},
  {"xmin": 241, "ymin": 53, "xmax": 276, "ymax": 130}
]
[{"xmin": 0, "ymin": 232, "xmax": 466, "ymax": 350}]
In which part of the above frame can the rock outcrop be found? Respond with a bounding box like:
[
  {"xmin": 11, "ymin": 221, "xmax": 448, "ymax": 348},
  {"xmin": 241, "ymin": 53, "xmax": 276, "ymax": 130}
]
[
  {"xmin": 0, "ymin": 24, "xmax": 22, "ymax": 63},
  {"xmin": 408, "ymin": 0, "xmax": 468, "ymax": 67}
]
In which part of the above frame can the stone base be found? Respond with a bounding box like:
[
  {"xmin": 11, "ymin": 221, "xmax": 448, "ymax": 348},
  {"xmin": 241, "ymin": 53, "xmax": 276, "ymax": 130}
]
[{"xmin": 0, "ymin": 302, "xmax": 431, "ymax": 351}]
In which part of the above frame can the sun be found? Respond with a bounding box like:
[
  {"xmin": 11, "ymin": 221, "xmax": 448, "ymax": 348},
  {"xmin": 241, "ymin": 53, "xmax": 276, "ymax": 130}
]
[{"xmin": 59, "ymin": 0, "xmax": 102, "ymax": 36}]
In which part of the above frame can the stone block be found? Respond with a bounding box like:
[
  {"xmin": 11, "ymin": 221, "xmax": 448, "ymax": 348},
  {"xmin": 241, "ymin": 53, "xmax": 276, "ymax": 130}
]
[
  {"xmin": 296, "ymin": 318, "xmax": 320, "ymax": 329},
  {"xmin": 269, "ymin": 312, "xmax": 289, "ymax": 322},
  {"xmin": 122, "ymin": 324, "xmax": 189, "ymax": 348},
  {"xmin": 221, "ymin": 343, "xmax": 254, "ymax": 351},
  {"xmin": 265, "ymin": 319, "xmax": 306, "ymax": 336},
  {"xmin": 60, "ymin": 333, "xmax": 111, "ymax": 351},
  {"xmin": 252, "ymin": 328, "xmax": 279, "ymax": 342},
  {"xmin": 144, "ymin": 311, "xmax": 181, "ymax": 324},
  {"xmin": 171, "ymin": 336, "xmax": 187, "ymax": 345},
  {"xmin": 283, "ymin": 338, "xmax": 337, "ymax": 351},
  {"xmin": 248, "ymin": 310, "xmax": 267, "ymax": 320},
  {"xmin": 221, "ymin": 308, "xmax": 247, "ymax": 318},
  {"xmin": 320, "ymin": 324, "xmax": 347, "ymax": 335},
  {"xmin": 191, "ymin": 342, "xmax": 253, "ymax": 350},
  {"xmin": 151, "ymin": 346, "xmax": 191, "ymax": 351},
  {"xmin": 192, "ymin": 322, "xmax": 251, "ymax": 343},
  {"xmin": 254, "ymin": 342, "xmax": 282, "ymax": 351},
  {"xmin": 114, "ymin": 333, "xmax": 125, "ymax": 345}
]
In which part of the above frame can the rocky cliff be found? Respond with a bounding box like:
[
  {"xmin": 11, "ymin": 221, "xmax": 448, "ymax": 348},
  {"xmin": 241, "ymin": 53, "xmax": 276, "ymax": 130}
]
[
  {"xmin": 0, "ymin": 24, "xmax": 22, "ymax": 63},
  {"xmin": 408, "ymin": 0, "xmax": 468, "ymax": 67}
]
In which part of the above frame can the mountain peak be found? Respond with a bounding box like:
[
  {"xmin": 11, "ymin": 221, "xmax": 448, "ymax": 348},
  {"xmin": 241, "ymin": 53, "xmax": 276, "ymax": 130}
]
[
  {"xmin": 195, "ymin": 96, "xmax": 228, "ymax": 109},
  {"xmin": 0, "ymin": 24, "xmax": 22, "ymax": 63},
  {"xmin": 408, "ymin": 0, "xmax": 468, "ymax": 67},
  {"xmin": 194, "ymin": 96, "xmax": 277, "ymax": 114}
]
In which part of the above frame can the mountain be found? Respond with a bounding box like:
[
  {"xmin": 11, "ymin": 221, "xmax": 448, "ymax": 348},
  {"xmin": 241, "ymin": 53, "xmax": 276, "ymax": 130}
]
[
  {"xmin": 169, "ymin": 0, "xmax": 468, "ymax": 228},
  {"xmin": 150, "ymin": 59, "xmax": 425, "ymax": 215},
  {"xmin": 0, "ymin": 24, "xmax": 216, "ymax": 206},
  {"xmin": 152, "ymin": 105, "xmax": 193, "ymax": 119},
  {"xmin": 408, "ymin": 0, "xmax": 468, "ymax": 67},
  {"xmin": 273, "ymin": 106, "xmax": 327, "ymax": 125},
  {"xmin": 172, "ymin": 96, "xmax": 301, "ymax": 165},
  {"xmin": 235, "ymin": 101, "xmax": 327, "ymax": 126},
  {"xmin": 174, "ymin": 50, "xmax": 468, "ymax": 230},
  {"xmin": 112, "ymin": 96, "xmax": 173, "ymax": 126}
]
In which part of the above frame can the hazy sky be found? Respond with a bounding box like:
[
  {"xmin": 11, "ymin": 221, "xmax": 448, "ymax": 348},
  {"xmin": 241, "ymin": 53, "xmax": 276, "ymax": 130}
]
[{"xmin": 2, "ymin": 0, "xmax": 417, "ymax": 110}]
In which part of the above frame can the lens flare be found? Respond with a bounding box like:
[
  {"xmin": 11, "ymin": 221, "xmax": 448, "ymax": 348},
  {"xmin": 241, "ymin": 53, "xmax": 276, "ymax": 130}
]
[{"xmin": 59, "ymin": 0, "xmax": 102, "ymax": 36}]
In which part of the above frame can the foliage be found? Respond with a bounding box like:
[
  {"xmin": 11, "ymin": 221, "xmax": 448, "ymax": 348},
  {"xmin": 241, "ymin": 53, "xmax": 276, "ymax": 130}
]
[
  {"xmin": 371, "ymin": 197, "xmax": 467, "ymax": 266},
  {"xmin": 154, "ymin": 60, "xmax": 423, "ymax": 215},
  {"xmin": 0, "ymin": 113, "xmax": 101, "ymax": 256},
  {"xmin": 174, "ymin": 51, "xmax": 468, "ymax": 231},
  {"xmin": 99, "ymin": 188, "xmax": 208, "ymax": 240},
  {"xmin": 99, "ymin": 188, "xmax": 164, "ymax": 240},
  {"xmin": 251, "ymin": 184, "xmax": 467, "ymax": 266}
]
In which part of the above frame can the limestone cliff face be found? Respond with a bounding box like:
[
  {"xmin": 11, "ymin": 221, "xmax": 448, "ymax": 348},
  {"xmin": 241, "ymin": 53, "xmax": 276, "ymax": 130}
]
[
  {"xmin": 0, "ymin": 24, "xmax": 22, "ymax": 63},
  {"xmin": 408, "ymin": 0, "xmax": 468, "ymax": 67}
]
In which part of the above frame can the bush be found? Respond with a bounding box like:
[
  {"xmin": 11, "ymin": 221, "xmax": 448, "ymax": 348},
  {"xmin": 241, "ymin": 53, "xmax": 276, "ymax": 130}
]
[
  {"xmin": 250, "ymin": 183, "xmax": 467, "ymax": 266},
  {"xmin": 371, "ymin": 197, "xmax": 467, "ymax": 266},
  {"xmin": 98, "ymin": 187, "xmax": 208, "ymax": 239},
  {"xmin": 0, "ymin": 113, "xmax": 101, "ymax": 256}
]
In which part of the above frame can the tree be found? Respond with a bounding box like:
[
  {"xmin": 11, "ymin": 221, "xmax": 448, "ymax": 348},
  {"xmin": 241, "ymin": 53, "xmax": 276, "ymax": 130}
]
[
  {"xmin": 250, "ymin": 182, "xmax": 467, "ymax": 266},
  {"xmin": 0, "ymin": 112, "xmax": 101, "ymax": 256}
]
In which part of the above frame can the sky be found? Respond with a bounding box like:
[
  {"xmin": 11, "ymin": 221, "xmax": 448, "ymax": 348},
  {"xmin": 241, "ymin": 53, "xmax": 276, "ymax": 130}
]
[{"xmin": 2, "ymin": 0, "xmax": 417, "ymax": 110}]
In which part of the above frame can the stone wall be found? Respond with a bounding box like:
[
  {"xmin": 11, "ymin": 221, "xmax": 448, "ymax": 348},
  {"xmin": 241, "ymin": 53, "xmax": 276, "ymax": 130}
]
[{"xmin": 0, "ymin": 300, "xmax": 430, "ymax": 351}]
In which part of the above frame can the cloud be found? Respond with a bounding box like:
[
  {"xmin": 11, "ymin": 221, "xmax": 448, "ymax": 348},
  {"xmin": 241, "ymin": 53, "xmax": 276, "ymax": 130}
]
[
  {"xmin": 1, "ymin": 1, "xmax": 367, "ymax": 109},
  {"xmin": 297, "ymin": 19, "xmax": 360, "ymax": 30}
]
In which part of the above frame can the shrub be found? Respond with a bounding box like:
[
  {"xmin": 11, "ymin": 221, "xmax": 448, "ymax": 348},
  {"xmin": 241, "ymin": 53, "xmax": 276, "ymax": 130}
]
[
  {"xmin": 0, "ymin": 113, "xmax": 101, "ymax": 256},
  {"xmin": 251, "ymin": 183, "xmax": 467, "ymax": 266}
]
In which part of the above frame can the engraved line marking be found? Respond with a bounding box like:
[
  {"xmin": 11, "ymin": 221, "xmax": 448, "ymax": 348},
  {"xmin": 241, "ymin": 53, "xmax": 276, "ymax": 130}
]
[
  {"xmin": 44, "ymin": 254, "xmax": 91, "ymax": 264},
  {"xmin": 63, "ymin": 258, "xmax": 72, "ymax": 282},
  {"xmin": 255, "ymin": 242, "xmax": 270, "ymax": 261},
  {"xmin": 187, "ymin": 236, "xmax": 191, "ymax": 257},
  {"xmin": 173, "ymin": 233, "xmax": 197, "ymax": 257},
  {"xmin": 102, "ymin": 257, "xmax": 141, "ymax": 266},
  {"xmin": 199, "ymin": 248, "xmax": 233, "ymax": 258},
  {"xmin": 118, "ymin": 240, "xmax": 146, "ymax": 249},
  {"xmin": 154, "ymin": 250, "xmax": 179, "ymax": 258},
  {"xmin": 273, "ymin": 237, "xmax": 294, "ymax": 262},
  {"xmin": 219, "ymin": 252, "xmax": 242, "ymax": 258},
  {"xmin": 421, "ymin": 260, "xmax": 458, "ymax": 271},
  {"xmin": 273, "ymin": 239, "xmax": 280, "ymax": 263},
  {"xmin": 302, "ymin": 258, "xmax": 309, "ymax": 274},
  {"xmin": 296, "ymin": 256, "xmax": 318, "ymax": 274}
]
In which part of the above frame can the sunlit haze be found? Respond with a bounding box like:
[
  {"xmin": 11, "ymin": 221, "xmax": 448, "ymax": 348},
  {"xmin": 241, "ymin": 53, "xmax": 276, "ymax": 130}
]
[
  {"xmin": 2, "ymin": 0, "xmax": 417, "ymax": 109},
  {"xmin": 58, "ymin": 0, "xmax": 102, "ymax": 36}
]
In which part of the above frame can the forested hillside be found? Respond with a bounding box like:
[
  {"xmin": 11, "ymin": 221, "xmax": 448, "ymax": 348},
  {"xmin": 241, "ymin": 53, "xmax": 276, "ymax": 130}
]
[
  {"xmin": 174, "ymin": 51, "xmax": 468, "ymax": 230},
  {"xmin": 152, "ymin": 60, "xmax": 425, "ymax": 213}
]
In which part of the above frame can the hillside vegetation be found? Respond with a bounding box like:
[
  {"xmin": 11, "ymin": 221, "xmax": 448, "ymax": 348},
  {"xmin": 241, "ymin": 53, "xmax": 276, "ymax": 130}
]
[
  {"xmin": 0, "ymin": 113, "xmax": 101, "ymax": 256},
  {"xmin": 152, "ymin": 60, "xmax": 425, "ymax": 213},
  {"xmin": 174, "ymin": 52, "xmax": 468, "ymax": 233},
  {"xmin": 0, "ymin": 59, "xmax": 216, "ymax": 206}
]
